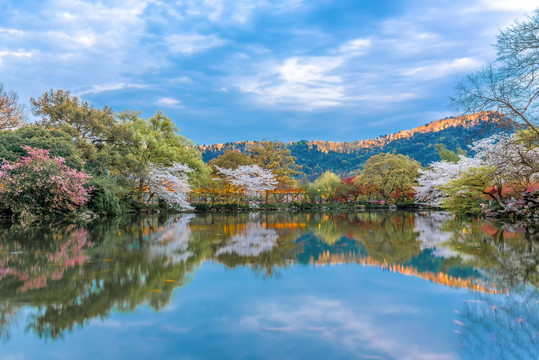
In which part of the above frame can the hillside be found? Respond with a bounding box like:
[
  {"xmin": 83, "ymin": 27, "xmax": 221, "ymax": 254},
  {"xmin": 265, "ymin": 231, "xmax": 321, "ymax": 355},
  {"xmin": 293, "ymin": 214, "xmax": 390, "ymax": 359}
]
[{"xmin": 197, "ymin": 112, "xmax": 506, "ymax": 180}]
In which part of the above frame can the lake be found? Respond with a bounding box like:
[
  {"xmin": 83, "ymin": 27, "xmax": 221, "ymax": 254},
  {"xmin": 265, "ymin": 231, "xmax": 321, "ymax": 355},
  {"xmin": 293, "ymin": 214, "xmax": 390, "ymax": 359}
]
[{"xmin": 0, "ymin": 211, "xmax": 537, "ymax": 360}]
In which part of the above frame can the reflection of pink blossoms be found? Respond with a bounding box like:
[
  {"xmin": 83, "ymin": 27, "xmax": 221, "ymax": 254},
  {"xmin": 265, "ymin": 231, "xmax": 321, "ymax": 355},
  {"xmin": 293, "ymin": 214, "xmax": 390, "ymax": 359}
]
[
  {"xmin": 0, "ymin": 146, "xmax": 91, "ymax": 217},
  {"xmin": 0, "ymin": 228, "xmax": 91, "ymax": 292}
]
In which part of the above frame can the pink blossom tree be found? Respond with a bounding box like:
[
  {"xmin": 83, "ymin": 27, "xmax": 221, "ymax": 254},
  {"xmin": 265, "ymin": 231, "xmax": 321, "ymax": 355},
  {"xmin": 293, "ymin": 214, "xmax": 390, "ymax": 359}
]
[{"xmin": 0, "ymin": 146, "xmax": 90, "ymax": 219}]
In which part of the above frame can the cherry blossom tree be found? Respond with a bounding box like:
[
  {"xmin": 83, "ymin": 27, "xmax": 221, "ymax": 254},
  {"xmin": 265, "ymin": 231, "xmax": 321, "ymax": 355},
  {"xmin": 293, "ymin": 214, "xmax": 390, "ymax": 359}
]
[
  {"xmin": 147, "ymin": 162, "xmax": 193, "ymax": 210},
  {"xmin": 215, "ymin": 165, "xmax": 278, "ymax": 205},
  {"xmin": 415, "ymin": 155, "xmax": 482, "ymax": 205},
  {"xmin": 416, "ymin": 132, "xmax": 539, "ymax": 207},
  {"xmin": 469, "ymin": 132, "xmax": 539, "ymax": 190}
]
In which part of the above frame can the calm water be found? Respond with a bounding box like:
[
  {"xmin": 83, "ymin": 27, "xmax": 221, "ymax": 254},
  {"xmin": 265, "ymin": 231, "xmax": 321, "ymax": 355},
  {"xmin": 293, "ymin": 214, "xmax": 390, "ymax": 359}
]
[{"xmin": 0, "ymin": 211, "xmax": 537, "ymax": 360}]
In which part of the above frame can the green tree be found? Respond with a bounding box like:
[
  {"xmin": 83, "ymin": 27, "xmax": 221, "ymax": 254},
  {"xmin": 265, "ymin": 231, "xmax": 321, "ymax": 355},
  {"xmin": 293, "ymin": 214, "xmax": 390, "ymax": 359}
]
[
  {"xmin": 0, "ymin": 126, "xmax": 82, "ymax": 169},
  {"xmin": 118, "ymin": 110, "xmax": 209, "ymax": 197},
  {"xmin": 30, "ymin": 89, "xmax": 131, "ymax": 172},
  {"xmin": 435, "ymin": 143, "xmax": 466, "ymax": 163},
  {"xmin": 357, "ymin": 153, "xmax": 420, "ymax": 203},
  {"xmin": 312, "ymin": 171, "xmax": 341, "ymax": 202},
  {"xmin": 440, "ymin": 167, "xmax": 494, "ymax": 214}
]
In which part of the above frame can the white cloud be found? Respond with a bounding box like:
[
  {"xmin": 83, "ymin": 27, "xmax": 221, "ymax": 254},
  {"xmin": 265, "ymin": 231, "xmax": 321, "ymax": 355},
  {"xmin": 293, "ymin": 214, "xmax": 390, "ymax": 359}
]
[
  {"xmin": 0, "ymin": 50, "xmax": 33, "ymax": 58},
  {"xmin": 403, "ymin": 57, "xmax": 482, "ymax": 80},
  {"xmin": 76, "ymin": 82, "xmax": 148, "ymax": 96},
  {"xmin": 477, "ymin": 0, "xmax": 538, "ymax": 12},
  {"xmin": 157, "ymin": 97, "xmax": 182, "ymax": 107},
  {"xmin": 165, "ymin": 34, "xmax": 226, "ymax": 55},
  {"xmin": 337, "ymin": 38, "xmax": 372, "ymax": 55},
  {"xmin": 237, "ymin": 56, "xmax": 347, "ymax": 109},
  {"xmin": 240, "ymin": 297, "xmax": 455, "ymax": 360},
  {"xmin": 0, "ymin": 28, "xmax": 25, "ymax": 36},
  {"xmin": 169, "ymin": 76, "xmax": 195, "ymax": 85},
  {"xmin": 0, "ymin": 50, "xmax": 34, "ymax": 66},
  {"xmin": 157, "ymin": 0, "xmax": 305, "ymax": 25}
]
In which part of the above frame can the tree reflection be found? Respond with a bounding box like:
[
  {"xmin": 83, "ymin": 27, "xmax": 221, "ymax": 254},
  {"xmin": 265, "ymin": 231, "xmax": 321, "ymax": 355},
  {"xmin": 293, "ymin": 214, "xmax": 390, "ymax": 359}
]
[
  {"xmin": 0, "ymin": 210, "xmax": 535, "ymax": 342},
  {"xmin": 0, "ymin": 215, "xmax": 203, "ymax": 340},
  {"xmin": 441, "ymin": 218, "xmax": 539, "ymax": 289},
  {"xmin": 457, "ymin": 287, "xmax": 538, "ymax": 360}
]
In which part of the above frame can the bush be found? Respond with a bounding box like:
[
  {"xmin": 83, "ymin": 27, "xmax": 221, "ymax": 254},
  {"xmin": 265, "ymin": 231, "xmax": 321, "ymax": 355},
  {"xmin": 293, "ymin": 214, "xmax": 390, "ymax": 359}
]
[
  {"xmin": 0, "ymin": 146, "xmax": 90, "ymax": 219},
  {"xmin": 87, "ymin": 177, "xmax": 123, "ymax": 216}
]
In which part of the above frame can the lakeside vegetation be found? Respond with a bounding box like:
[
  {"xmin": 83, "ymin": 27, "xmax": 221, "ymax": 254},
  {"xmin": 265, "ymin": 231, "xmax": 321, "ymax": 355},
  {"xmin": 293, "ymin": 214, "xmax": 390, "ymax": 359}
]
[{"xmin": 0, "ymin": 10, "xmax": 538, "ymax": 223}]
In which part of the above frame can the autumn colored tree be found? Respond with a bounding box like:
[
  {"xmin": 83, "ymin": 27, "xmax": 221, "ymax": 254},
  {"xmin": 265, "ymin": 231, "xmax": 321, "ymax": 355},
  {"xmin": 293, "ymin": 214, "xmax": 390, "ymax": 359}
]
[
  {"xmin": 0, "ymin": 83, "xmax": 24, "ymax": 130},
  {"xmin": 248, "ymin": 140, "xmax": 301, "ymax": 184},
  {"xmin": 209, "ymin": 150, "xmax": 254, "ymax": 171},
  {"xmin": 334, "ymin": 177, "xmax": 361, "ymax": 202}
]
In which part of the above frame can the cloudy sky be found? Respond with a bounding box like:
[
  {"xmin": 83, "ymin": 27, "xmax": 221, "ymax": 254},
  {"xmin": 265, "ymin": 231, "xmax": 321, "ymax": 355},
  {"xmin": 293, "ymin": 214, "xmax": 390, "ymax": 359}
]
[{"xmin": 0, "ymin": 0, "xmax": 537, "ymax": 144}]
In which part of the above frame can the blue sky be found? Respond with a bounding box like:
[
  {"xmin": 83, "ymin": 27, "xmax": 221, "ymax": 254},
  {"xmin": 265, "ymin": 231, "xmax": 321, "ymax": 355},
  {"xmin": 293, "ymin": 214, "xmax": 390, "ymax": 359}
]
[{"xmin": 0, "ymin": 0, "xmax": 537, "ymax": 144}]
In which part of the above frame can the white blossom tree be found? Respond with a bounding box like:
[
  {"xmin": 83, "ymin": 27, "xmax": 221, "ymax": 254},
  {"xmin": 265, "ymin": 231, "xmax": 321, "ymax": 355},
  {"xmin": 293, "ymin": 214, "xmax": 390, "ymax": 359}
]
[
  {"xmin": 469, "ymin": 133, "xmax": 539, "ymax": 189},
  {"xmin": 416, "ymin": 131, "xmax": 539, "ymax": 206},
  {"xmin": 215, "ymin": 165, "xmax": 278, "ymax": 206},
  {"xmin": 415, "ymin": 155, "xmax": 483, "ymax": 205},
  {"xmin": 147, "ymin": 162, "xmax": 193, "ymax": 210}
]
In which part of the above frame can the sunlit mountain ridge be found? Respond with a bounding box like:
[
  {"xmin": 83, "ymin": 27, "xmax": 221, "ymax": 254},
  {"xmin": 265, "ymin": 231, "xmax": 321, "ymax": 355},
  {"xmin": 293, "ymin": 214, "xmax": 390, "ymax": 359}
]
[{"xmin": 197, "ymin": 112, "xmax": 507, "ymax": 179}]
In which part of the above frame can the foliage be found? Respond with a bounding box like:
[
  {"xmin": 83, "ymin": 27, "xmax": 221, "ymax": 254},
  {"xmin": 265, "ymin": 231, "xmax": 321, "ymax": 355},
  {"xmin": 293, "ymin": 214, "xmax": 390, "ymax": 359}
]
[
  {"xmin": 453, "ymin": 9, "xmax": 539, "ymax": 137},
  {"xmin": 357, "ymin": 152, "xmax": 420, "ymax": 202},
  {"xmin": 0, "ymin": 125, "xmax": 83, "ymax": 169},
  {"xmin": 311, "ymin": 171, "xmax": 341, "ymax": 202},
  {"xmin": 440, "ymin": 167, "xmax": 493, "ymax": 215},
  {"xmin": 147, "ymin": 162, "xmax": 193, "ymax": 210},
  {"xmin": 0, "ymin": 83, "xmax": 24, "ymax": 130},
  {"xmin": 415, "ymin": 155, "xmax": 483, "ymax": 205},
  {"xmin": 0, "ymin": 146, "xmax": 90, "ymax": 218},
  {"xmin": 119, "ymin": 110, "xmax": 209, "ymax": 191},
  {"xmin": 87, "ymin": 176, "xmax": 124, "ymax": 216},
  {"xmin": 417, "ymin": 131, "xmax": 539, "ymax": 211},
  {"xmin": 30, "ymin": 89, "xmax": 130, "ymax": 168},
  {"xmin": 200, "ymin": 122, "xmax": 504, "ymax": 180},
  {"xmin": 209, "ymin": 150, "xmax": 254, "ymax": 171},
  {"xmin": 435, "ymin": 143, "xmax": 466, "ymax": 163},
  {"xmin": 248, "ymin": 140, "xmax": 301, "ymax": 183},
  {"xmin": 334, "ymin": 177, "xmax": 362, "ymax": 202}
]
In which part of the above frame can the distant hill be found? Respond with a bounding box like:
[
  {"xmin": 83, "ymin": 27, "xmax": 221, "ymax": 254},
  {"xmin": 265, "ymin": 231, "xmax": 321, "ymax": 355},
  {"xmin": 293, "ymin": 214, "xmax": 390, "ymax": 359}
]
[{"xmin": 197, "ymin": 112, "xmax": 507, "ymax": 180}]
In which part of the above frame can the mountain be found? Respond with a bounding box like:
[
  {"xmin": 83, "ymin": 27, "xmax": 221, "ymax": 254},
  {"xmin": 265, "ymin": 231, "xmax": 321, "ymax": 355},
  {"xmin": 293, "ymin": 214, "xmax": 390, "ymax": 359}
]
[{"xmin": 197, "ymin": 112, "xmax": 507, "ymax": 180}]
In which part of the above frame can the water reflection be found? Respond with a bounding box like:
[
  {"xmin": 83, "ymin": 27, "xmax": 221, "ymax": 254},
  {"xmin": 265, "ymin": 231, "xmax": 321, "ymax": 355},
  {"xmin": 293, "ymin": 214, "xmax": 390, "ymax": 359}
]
[{"xmin": 0, "ymin": 211, "xmax": 537, "ymax": 356}]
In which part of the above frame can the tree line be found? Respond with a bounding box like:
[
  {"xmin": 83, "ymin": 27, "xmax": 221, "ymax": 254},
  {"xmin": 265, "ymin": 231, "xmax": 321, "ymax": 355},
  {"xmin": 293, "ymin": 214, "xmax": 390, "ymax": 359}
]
[{"xmin": 0, "ymin": 9, "xmax": 537, "ymax": 220}]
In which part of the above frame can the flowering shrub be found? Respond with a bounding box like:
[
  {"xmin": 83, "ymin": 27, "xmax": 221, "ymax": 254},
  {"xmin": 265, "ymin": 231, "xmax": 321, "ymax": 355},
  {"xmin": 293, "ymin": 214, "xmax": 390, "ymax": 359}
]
[{"xmin": 0, "ymin": 146, "xmax": 90, "ymax": 218}]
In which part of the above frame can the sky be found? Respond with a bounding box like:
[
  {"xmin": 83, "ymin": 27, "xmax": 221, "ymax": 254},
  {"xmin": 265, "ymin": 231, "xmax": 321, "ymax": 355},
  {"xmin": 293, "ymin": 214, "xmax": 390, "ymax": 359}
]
[{"xmin": 0, "ymin": 0, "xmax": 537, "ymax": 144}]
